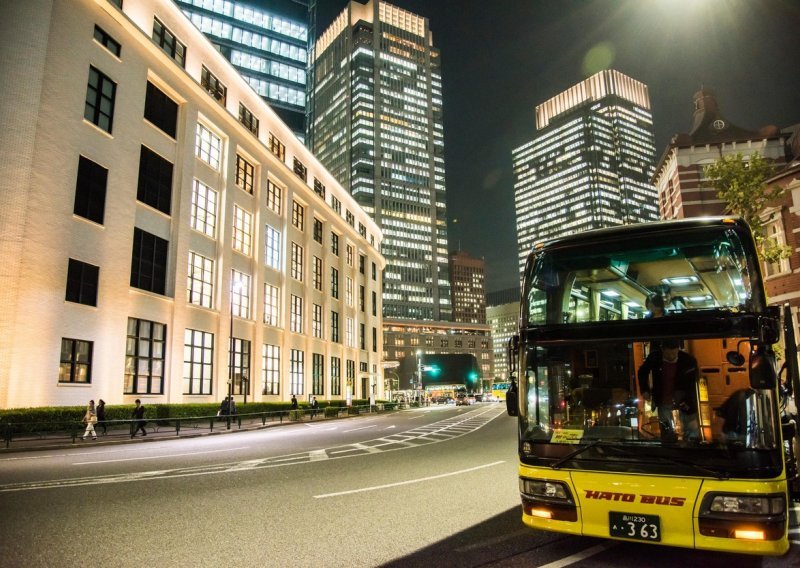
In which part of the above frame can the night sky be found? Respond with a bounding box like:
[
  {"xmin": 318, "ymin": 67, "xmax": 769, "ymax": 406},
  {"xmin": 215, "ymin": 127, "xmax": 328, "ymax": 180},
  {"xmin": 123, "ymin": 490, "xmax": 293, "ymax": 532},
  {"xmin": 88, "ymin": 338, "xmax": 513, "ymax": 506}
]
[{"xmin": 312, "ymin": 0, "xmax": 800, "ymax": 293}]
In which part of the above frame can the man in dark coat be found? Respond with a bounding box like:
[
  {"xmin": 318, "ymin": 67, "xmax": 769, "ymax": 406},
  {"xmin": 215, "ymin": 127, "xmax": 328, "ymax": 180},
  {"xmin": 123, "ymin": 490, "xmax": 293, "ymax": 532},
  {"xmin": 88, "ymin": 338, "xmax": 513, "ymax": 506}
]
[
  {"xmin": 131, "ymin": 399, "xmax": 147, "ymax": 437},
  {"xmin": 638, "ymin": 338, "xmax": 700, "ymax": 441}
]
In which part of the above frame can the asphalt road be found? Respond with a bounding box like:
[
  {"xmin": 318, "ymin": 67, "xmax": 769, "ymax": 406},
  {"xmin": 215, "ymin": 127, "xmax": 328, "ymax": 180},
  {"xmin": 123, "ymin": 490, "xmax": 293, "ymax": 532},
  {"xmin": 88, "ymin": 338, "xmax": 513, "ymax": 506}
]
[{"xmin": 0, "ymin": 404, "xmax": 798, "ymax": 567}]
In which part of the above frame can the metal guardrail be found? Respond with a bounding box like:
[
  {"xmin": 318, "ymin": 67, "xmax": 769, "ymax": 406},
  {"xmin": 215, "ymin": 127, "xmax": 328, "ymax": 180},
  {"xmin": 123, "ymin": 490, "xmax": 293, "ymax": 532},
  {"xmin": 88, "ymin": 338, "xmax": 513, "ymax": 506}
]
[{"xmin": 1, "ymin": 403, "xmax": 406, "ymax": 449}]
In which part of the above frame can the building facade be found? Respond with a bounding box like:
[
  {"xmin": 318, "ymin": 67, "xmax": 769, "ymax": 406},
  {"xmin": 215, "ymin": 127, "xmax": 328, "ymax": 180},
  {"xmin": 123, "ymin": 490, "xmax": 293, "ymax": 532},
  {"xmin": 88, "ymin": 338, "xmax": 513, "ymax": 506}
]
[
  {"xmin": 309, "ymin": 0, "xmax": 451, "ymax": 322},
  {"xmin": 652, "ymin": 89, "xmax": 789, "ymax": 220},
  {"xmin": 448, "ymin": 249, "xmax": 486, "ymax": 325},
  {"xmin": 0, "ymin": 0, "xmax": 384, "ymax": 409},
  {"xmin": 513, "ymin": 69, "xmax": 659, "ymax": 272},
  {"xmin": 174, "ymin": 0, "xmax": 311, "ymax": 140},
  {"xmin": 762, "ymin": 140, "xmax": 800, "ymax": 341},
  {"xmin": 382, "ymin": 320, "xmax": 493, "ymax": 392},
  {"xmin": 486, "ymin": 287, "xmax": 520, "ymax": 382}
]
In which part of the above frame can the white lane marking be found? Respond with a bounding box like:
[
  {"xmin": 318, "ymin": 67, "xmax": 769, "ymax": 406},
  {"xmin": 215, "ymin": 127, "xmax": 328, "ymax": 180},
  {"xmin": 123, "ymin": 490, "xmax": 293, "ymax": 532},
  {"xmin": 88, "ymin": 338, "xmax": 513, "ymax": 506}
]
[
  {"xmin": 0, "ymin": 447, "xmax": 137, "ymax": 461},
  {"xmin": 313, "ymin": 460, "xmax": 504, "ymax": 499},
  {"xmin": 1, "ymin": 406, "xmax": 506, "ymax": 492},
  {"xmin": 385, "ymin": 425, "xmax": 396, "ymax": 429},
  {"xmin": 344, "ymin": 425, "xmax": 375, "ymax": 433},
  {"xmin": 73, "ymin": 446, "xmax": 249, "ymax": 465},
  {"xmin": 537, "ymin": 543, "xmax": 617, "ymax": 568},
  {"xmin": 309, "ymin": 449, "xmax": 328, "ymax": 461},
  {"xmin": 328, "ymin": 448, "xmax": 362, "ymax": 455}
]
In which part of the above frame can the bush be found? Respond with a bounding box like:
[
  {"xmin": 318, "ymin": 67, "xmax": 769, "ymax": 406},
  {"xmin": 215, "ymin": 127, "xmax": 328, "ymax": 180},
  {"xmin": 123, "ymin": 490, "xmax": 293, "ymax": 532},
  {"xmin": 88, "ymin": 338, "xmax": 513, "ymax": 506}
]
[{"xmin": 0, "ymin": 400, "xmax": 395, "ymax": 434}]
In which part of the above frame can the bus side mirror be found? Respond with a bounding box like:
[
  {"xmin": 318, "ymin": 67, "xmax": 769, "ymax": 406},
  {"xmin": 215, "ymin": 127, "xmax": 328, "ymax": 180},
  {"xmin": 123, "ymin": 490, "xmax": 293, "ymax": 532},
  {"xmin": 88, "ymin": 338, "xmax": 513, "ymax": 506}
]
[
  {"xmin": 749, "ymin": 346, "xmax": 777, "ymax": 389},
  {"xmin": 506, "ymin": 380, "xmax": 519, "ymax": 417}
]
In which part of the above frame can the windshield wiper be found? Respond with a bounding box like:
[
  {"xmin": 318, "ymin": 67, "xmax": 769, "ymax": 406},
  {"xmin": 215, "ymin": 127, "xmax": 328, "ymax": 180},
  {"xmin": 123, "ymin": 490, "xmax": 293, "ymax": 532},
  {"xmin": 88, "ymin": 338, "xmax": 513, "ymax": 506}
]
[
  {"xmin": 551, "ymin": 440, "xmax": 602, "ymax": 469},
  {"xmin": 636, "ymin": 452, "xmax": 730, "ymax": 480}
]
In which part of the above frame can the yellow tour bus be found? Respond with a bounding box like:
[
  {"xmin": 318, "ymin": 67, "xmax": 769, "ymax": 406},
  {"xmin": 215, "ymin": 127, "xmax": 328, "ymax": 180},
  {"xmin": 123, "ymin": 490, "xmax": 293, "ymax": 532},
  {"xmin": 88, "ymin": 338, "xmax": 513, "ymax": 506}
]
[
  {"xmin": 491, "ymin": 381, "xmax": 511, "ymax": 402},
  {"xmin": 505, "ymin": 218, "xmax": 800, "ymax": 556}
]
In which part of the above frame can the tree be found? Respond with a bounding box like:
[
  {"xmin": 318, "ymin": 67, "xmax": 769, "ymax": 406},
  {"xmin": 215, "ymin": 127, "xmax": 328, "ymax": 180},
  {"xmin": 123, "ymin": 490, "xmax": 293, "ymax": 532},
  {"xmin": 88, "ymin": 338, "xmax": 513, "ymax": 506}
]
[{"xmin": 704, "ymin": 152, "xmax": 790, "ymax": 263}]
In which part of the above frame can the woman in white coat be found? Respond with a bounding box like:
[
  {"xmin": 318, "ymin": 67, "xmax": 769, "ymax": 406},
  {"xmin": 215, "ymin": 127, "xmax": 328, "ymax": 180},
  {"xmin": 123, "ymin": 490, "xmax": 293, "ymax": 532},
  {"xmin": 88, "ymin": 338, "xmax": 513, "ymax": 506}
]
[{"xmin": 82, "ymin": 399, "xmax": 98, "ymax": 440}]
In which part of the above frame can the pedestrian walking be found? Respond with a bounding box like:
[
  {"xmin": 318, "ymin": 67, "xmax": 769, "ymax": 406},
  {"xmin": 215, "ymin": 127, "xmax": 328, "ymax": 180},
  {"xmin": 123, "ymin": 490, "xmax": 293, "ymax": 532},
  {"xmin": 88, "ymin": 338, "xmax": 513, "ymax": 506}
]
[
  {"xmin": 82, "ymin": 400, "xmax": 98, "ymax": 440},
  {"xmin": 131, "ymin": 399, "xmax": 147, "ymax": 437},
  {"xmin": 290, "ymin": 394, "xmax": 298, "ymax": 409},
  {"xmin": 228, "ymin": 396, "xmax": 237, "ymax": 416},
  {"xmin": 96, "ymin": 399, "xmax": 107, "ymax": 435},
  {"xmin": 311, "ymin": 396, "xmax": 319, "ymax": 418},
  {"xmin": 219, "ymin": 396, "xmax": 230, "ymax": 417}
]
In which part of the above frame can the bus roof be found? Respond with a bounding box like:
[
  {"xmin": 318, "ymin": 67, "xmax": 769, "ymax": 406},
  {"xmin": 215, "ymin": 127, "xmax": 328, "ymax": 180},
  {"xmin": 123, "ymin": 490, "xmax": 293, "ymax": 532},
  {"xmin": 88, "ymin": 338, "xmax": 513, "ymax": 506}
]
[{"xmin": 530, "ymin": 217, "xmax": 746, "ymax": 254}]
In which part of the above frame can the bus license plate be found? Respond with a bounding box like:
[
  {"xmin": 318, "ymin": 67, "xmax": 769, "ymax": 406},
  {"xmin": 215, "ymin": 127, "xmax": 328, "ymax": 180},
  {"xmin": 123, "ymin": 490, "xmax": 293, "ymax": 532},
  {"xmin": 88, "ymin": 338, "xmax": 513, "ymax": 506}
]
[{"xmin": 609, "ymin": 512, "xmax": 661, "ymax": 542}]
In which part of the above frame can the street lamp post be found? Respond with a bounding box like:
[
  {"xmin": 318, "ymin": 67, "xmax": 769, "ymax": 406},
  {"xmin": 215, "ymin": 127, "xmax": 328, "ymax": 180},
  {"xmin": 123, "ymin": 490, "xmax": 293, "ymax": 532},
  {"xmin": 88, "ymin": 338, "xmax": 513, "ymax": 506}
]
[
  {"xmin": 416, "ymin": 349, "xmax": 423, "ymax": 405},
  {"xmin": 229, "ymin": 277, "xmax": 243, "ymax": 429}
]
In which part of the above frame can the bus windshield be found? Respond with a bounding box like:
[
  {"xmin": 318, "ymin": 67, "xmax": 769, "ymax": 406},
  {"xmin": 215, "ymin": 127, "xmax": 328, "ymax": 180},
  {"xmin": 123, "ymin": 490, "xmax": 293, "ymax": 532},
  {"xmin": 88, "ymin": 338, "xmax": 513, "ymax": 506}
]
[
  {"xmin": 518, "ymin": 339, "xmax": 782, "ymax": 477},
  {"xmin": 516, "ymin": 220, "xmax": 782, "ymax": 479},
  {"xmin": 522, "ymin": 224, "xmax": 763, "ymax": 326}
]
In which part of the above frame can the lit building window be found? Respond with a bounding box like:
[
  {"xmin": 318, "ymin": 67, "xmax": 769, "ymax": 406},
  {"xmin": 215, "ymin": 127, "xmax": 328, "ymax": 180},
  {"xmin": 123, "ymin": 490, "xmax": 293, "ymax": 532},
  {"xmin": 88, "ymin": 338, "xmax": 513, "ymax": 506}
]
[
  {"xmin": 152, "ymin": 17, "xmax": 186, "ymax": 67},
  {"xmin": 290, "ymin": 294, "xmax": 303, "ymax": 333},
  {"xmin": 265, "ymin": 225, "xmax": 281, "ymax": 270},
  {"xmin": 231, "ymin": 270, "xmax": 251, "ymax": 318},
  {"xmin": 195, "ymin": 123, "xmax": 221, "ymax": 170},
  {"xmin": 236, "ymin": 154, "xmax": 254, "ymax": 194},
  {"xmin": 190, "ymin": 179, "xmax": 217, "ymax": 238},
  {"xmin": 262, "ymin": 343, "xmax": 280, "ymax": 395},
  {"xmin": 266, "ymin": 179, "xmax": 282, "ymax": 214},
  {"xmin": 232, "ymin": 205, "xmax": 252, "ymax": 256},
  {"xmin": 187, "ymin": 252, "xmax": 214, "ymax": 308},
  {"xmin": 183, "ymin": 329, "xmax": 213, "ymax": 395},
  {"xmin": 263, "ymin": 283, "xmax": 279, "ymax": 326}
]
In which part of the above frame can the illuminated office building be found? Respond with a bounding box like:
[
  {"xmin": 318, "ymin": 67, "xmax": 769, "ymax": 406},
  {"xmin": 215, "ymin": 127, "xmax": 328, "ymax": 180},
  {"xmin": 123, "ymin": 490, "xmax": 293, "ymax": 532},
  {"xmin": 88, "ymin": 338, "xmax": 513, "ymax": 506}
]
[
  {"xmin": 513, "ymin": 70, "xmax": 658, "ymax": 272},
  {"xmin": 0, "ymin": 0, "xmax": 384, "ymax": 408},
  {"xmin": 449, "ymin": 250, "xmax": 486, "ymax": 325},
  {"xmin": 486, "ymin": 287, "xmax": 520, "ymax": 382},
  {"xmin": 309, "ymin": 0, "xmax": 451, "ymax": 322},
  {"xmin": 175, "ymin": 0, "xmax": 311, "ymax": 139}
]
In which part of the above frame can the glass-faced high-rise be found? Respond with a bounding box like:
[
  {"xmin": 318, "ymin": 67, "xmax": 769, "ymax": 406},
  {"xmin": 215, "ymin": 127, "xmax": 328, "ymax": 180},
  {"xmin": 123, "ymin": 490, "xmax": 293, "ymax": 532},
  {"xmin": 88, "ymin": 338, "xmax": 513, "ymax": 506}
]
[
  {"xmin": 513, "ymin": 70, "xmax": 658, "ymax": 273},
  {"xmin": 175, "ymin": 0, "xmax": 310, "ymax": 138},
  {"xmin": 309, "ymin": 0, "xmax": 450, "ymax": 321}
]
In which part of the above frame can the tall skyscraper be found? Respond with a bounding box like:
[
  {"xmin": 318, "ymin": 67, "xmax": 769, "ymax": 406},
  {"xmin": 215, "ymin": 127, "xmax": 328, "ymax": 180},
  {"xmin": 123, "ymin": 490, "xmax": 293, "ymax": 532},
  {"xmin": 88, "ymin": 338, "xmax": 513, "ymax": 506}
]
[
  {"xmin": 309, "ymin": 0, "xmax": 451, "ymax": 321},
  {"xmin": 448, "ymin": 250, "xmax": 487, "ymax": 325},
  {"xmin": 175, "ymin": 0, "xmax": 311, "ymax": 139},
  {"xmin": 513, "ymin": 69, "xmax": 658, "ymax": 272}
]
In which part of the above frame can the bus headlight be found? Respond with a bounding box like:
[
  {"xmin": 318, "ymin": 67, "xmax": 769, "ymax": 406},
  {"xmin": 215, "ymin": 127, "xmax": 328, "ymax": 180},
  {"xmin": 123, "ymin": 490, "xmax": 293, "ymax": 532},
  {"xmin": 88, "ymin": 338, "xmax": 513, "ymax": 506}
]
[
  {"xmin": 518, "ymin": 478, "xmax": 577, "ymax": 522},
  {"xmin": 519, "ymin": 479, "xmax": 570, "ymax": 500},
  {"xmin": 707, "ymin": 494, "xmax": 785, "ymax": 515},
  {"xmin": 699, "ymin": 493, "xmax": 786, "ymax": 541}
]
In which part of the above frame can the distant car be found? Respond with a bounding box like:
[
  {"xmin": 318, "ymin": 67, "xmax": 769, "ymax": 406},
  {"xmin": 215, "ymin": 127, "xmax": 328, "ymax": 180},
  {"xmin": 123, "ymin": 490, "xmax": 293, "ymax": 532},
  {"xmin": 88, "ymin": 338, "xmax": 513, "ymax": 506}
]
[
  {"xmin": 456, "ymin": 393, "xmax": 470, "ymax": 406},
  {"xmin": 473, "ymin": 393, "xmax": 484, "ymax": 403}
]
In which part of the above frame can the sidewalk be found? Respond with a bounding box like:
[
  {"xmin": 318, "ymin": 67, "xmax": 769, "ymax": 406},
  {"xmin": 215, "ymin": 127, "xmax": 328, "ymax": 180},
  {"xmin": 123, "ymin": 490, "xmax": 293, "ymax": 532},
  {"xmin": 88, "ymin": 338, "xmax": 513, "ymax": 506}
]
[{"xmin": 1, "ymin": 405, "xmax": 402, "ymax": 453}]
